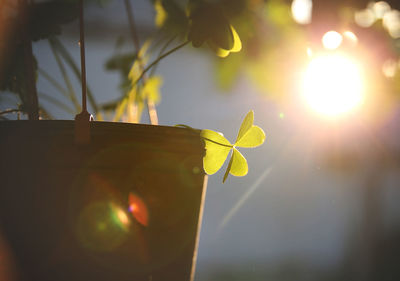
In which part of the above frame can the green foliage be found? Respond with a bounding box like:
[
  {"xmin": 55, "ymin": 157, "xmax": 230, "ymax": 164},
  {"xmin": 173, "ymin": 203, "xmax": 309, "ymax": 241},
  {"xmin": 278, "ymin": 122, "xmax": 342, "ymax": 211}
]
[
  {"xmin": 188, "ymin": 2, "xmax": 242, "ymax": 57},
  {"xmin": 106, "ymin": 40, "xmax": 165, "ymax": 123},
  {"xmin": 29, "ymin": 1, "xmax": 79, "ymax": 41},
  {"xmin": 154, "ymin": 0, "xmax": 189, "ymax": 37},
  {"xmin": 105, "ymin": 52, "xmax": 137, "ymax": 95},
  {"xmin": 201, "ymin": 110, "xmax": 265, "ymax": 183}
]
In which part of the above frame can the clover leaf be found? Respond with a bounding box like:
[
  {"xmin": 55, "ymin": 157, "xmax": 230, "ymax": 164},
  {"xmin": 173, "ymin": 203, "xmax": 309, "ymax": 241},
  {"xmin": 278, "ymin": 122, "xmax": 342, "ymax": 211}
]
[
  {"xmin": 200, "ymin": 129, "xmax": 233, "ymax": 175},
  {"xmin": 201, "ymin": 110, "xmax": 266, "ymax": 183},
  {"xmin": 188, "ymin": 2, "xmax": 242, "ymax": 57}
]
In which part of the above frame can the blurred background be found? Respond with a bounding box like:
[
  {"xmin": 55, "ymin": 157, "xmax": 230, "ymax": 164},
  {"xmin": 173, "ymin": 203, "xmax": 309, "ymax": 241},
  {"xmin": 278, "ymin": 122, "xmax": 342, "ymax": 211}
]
[{"xmin": 1, "ymin": 0, "xmax": 400, "ymax": 280}]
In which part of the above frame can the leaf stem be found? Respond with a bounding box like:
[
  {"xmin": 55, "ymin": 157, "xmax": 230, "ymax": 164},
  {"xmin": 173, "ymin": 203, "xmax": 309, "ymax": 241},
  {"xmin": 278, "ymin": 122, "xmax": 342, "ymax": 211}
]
[
  {"xmin": 175, "ymin": 124, "xmax": 234, "ymax": 148},
  {"xmin": 38, "ymin": 68, "xmax": 70, "ymax": 99},
  {"xmin": 201, "ymin": 137, "xmax": 234, "ymax": 148},
  {"xmin": 48, "ymin": 37, "xmax": 99, "ymax": 113},
  {"xmin": 38, "ymin": 92, "xmax": 75, "ymax": 114},
  {"xmin": 149, "ymin": 36, "xmax": 177, "ymax": 77},
  {"xmin": 49, "ymin": 40, "xmax": 81, "ymax": 111},
  {"xmin": 116, "ymin": 40, "xmax": 190, "ymax": 106}
]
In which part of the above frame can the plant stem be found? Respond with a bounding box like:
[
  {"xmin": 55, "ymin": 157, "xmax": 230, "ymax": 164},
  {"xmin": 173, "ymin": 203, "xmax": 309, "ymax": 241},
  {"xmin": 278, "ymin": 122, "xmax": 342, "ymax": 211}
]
[
  {"xmin": 150, "ymin": 36, "xmax": 177, "ymax": 77},
  {"xmin": 124, "ymin": 0, "xmax": 140, "ymax": 51},
  {"xmin": 109, "ymin": 40, "xmax": 190, "ymax": 107},
  {"xmin": 0, "ymin": 109, "xmax": 23, "ymax": 116},
  {"xmin": 175, "ymin": 125, "xmax": 234, "ymax": 148},
  {"xmin": 48, "ymin": 37, "xmax": 99, "ymax": 113},
  {"xmin": 38, "ymin": 92, "xmax": 75, "ymax": 114},
  {"xmin": 132, "ymin": 40, "xmax": 190, "ymax": 87},
  {"xmin": 38, "ymin": 68, "xmax": 70, "ymax": 99},
  {"xmin": 201, "ymin": 137, "xmax": 234, "ymax": 148},
  {"xmin": 49, "ymin": 41, "xmax": 81, "ymax": 111}
]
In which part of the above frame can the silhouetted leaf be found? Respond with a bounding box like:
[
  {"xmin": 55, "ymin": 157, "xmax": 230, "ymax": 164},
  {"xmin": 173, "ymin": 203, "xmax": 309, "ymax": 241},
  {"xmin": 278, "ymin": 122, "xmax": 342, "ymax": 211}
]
[
  {"xmin": 154, "ymin": 0, "xmax": 188, "ymax": 36},
  {"xmin": 188, "ymin": 2, "xmax": 240, "ymax": 54},
  {"xmin": 105, "ymin": 53, "xmax": 136, "ymax": 75},
  {"xmin": 30, "ymin": 2, "xmax": 79, "ymax": 41}
]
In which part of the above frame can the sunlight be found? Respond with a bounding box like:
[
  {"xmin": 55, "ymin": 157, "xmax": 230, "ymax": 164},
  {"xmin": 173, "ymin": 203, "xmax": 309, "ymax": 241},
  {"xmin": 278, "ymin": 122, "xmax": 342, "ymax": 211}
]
[
  {"xmin": 291, "ymin": 0, "xmax": 312, "ymax": 24},
  {"xmin": 302, "ymin": 53, "xmax": 364, "ymax": 117},
  {"xmin": 322, "ymin": 31, "xmax": 343, "ymax": 50}
]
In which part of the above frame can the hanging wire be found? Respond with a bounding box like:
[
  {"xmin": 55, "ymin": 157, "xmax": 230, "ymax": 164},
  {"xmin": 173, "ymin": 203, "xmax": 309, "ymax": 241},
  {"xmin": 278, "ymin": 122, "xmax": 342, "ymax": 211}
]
[{"xmin": 75, "ymin": 0, "xmax": 93, "ymax": 145}]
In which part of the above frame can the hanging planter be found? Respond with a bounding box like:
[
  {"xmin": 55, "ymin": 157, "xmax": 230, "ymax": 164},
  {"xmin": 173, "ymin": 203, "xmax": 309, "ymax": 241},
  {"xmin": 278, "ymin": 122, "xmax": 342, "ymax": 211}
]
[
  {"xmin": 0, "ymin": 1, "xmax": 266, "ymax": 281},
  {"xmin": 0, "ymin": 3, "xmax": 207, "ymax": 279},
  {"xmin": 0, "ymin": 120, "xmax": 207, "ymax": 281}
]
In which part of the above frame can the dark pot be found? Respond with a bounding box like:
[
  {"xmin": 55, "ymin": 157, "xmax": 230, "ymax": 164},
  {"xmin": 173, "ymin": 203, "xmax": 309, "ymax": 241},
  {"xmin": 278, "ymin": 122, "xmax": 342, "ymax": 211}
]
[{"xmin": 0, "ymin": 121, "xmax": 207, "ymax": 281}]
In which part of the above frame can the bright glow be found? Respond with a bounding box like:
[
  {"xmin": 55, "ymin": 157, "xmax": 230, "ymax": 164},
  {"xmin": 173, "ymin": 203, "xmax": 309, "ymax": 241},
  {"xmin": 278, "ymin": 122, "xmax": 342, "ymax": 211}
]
[
  {"xmin": 382, "ymin": 59, "xmax": 397, "ymax": 77},
  {"xmin": 302, "ymin": 54, "xmax": 364, "ymax": 117},
  {"xmin": 291, "ymin": 0, "xmax": 312, "ymax": 24},
  {"xmin": 306, "ymin": 47, "xmax": 313, "ymax": 57},
  {"xmin": 383, "ymin": 10, "xmax": 400, "ymax": 38},
  {"xmin": 355, "ymin": 8, "xmax": 376, "ymax": 27},
  {"xmin": 322, "ymin": 31, "xmax": 343, "ymax": 50},
  {"xmin": 343, "ymin": 31, "xmax": 358, "ymax": 46},
  {"xmin": 371, "ymin": 1, "xmax": 391, "ymax": 19}
]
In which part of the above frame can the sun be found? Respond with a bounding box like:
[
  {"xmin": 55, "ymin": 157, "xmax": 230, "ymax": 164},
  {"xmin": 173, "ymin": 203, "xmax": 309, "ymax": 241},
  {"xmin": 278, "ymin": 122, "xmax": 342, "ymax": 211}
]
[{"xmin": 302, "ymin": 53, "xmax": 364, "ymax": 117}]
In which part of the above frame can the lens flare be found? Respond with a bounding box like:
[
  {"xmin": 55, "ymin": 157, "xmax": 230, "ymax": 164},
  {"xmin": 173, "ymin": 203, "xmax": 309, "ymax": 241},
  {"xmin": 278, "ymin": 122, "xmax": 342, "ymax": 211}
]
[
  {"xmin": 129, "ymin": 193, "xmax": 149, "ymax": 227},
  {"xmin": 302, "ymin": 54, "xmax": 364, "ymax": 117},
  {"xmin": 111, "ymin": 203, "xmax": 130, "ymax": 230},
  {"xmin": 76, "ymin": 202, "xmax": 129, "ymax": 252}
]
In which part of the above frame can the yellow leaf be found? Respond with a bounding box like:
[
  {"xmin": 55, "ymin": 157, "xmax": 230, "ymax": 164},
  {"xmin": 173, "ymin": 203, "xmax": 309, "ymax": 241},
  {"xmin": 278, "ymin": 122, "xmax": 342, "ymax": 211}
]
[
  {"xmin": 128, "ymin": 41, "xmax": 151, "ymax": 82},
  {"xmin": 235, "ymin": 125, "xmax": 266, "ymax": 148},
  {"xmin": 230, "ymin": 148, "xmax": 248, "ymax": 176},
  {"xmin": 208, "ymin": 41, "xmax": 230, "ymax": 58},
  {"xmin": 201, "ymin": 129, "xmax": 232, "ymax": 175},
  {"xmin": 154, "ymin": 0, "xmax": 167, "ymax": 27},
  {"xmin": 142, "ymin": 76, "xmax": 163, "ymax": 105},
  {"xmin": 112, "ymin": 97, "xmax": 128, "ymax": 122},
  {"xmin": 230, "ymin": 25, "xmax": 242, "ymax": 53},
  {"xmin": 235, "ymin": 110, "xmax": 254, "ymax": 143}
]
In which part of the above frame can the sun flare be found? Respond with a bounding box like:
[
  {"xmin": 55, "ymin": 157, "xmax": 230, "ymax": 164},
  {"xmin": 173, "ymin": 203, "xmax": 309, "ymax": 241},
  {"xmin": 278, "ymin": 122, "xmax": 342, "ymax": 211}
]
[{"xmin": 302, "ymin": 54, "xmax": 364, "ymax": 117}]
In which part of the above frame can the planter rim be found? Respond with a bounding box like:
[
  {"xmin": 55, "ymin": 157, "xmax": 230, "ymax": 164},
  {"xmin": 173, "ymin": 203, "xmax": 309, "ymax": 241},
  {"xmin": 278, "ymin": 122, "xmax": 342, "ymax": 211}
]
[{"xmin": 0, "ymin": 120, "xmax": 205, "ymax": 156}]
